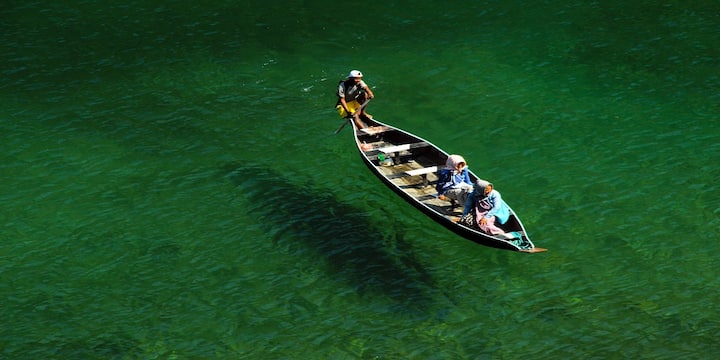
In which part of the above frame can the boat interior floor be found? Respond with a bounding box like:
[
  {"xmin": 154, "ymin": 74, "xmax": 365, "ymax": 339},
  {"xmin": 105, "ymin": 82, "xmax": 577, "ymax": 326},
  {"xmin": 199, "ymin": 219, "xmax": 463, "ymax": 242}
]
[{"xmin": 376, "ymin": 159, "xmax": 464, "ymax": 217}]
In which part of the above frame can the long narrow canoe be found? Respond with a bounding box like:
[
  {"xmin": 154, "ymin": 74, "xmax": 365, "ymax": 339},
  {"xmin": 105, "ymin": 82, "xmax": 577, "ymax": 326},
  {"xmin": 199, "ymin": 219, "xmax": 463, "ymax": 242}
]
[{"xmin": 348, "ymin": 117, "xmax": 547, "ymax": 253}]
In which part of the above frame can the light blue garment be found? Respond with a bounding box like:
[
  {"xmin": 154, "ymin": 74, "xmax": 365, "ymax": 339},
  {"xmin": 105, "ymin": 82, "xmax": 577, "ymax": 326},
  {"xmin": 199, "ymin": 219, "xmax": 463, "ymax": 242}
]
[
  {"xmin": 486, "ymin": 190, "xmax": 510, "ymax": 224},
  {"xmin": 462, "ymin": 188, "xmax": 511, "ymax": 224},
  {"xmin": 435, "ymin": 168, "xmax": 472, "ymax": 195}
]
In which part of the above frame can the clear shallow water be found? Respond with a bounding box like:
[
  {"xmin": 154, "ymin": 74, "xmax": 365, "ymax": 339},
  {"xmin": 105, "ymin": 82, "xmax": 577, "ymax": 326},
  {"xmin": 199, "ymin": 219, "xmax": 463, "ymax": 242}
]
[{"xmin": 1, "ymin": 1, "xmax": 718, "ymax": 358}]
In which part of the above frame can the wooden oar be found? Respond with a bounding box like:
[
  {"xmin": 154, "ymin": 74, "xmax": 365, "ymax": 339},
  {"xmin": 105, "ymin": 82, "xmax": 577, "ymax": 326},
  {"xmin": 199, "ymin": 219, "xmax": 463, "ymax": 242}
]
[
  {"xmin": 333, "ymin": 118, "xmax": 351, "ymax": 134},
  {"xmin": 334, "ymin": 99, "xmax": 371, "ymax": 134},
  {"xmin": 521, "ymin": 247, "xmax": 548, "ymax": 253}
]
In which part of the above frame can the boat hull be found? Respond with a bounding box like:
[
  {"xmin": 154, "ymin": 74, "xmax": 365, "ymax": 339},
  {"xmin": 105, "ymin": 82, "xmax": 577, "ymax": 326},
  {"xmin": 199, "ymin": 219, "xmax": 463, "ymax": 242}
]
[{"xmin": 348, "ymin": 117, "xmax": 545, "ymax": 252}]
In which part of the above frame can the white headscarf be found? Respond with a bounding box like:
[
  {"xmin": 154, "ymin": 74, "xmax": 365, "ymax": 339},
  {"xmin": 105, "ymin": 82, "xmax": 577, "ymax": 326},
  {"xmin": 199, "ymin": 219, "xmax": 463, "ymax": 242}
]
[{"xmin": 444, "ymin": 154, "xmax": 467, "ymax": 173}]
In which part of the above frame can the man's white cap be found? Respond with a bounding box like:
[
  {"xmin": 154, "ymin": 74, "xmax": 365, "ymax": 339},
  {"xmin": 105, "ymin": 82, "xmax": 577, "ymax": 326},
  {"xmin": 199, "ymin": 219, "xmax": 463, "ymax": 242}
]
[{"xmin": 347, "ymin": 70, "xmax": 363, "ymax": 78}]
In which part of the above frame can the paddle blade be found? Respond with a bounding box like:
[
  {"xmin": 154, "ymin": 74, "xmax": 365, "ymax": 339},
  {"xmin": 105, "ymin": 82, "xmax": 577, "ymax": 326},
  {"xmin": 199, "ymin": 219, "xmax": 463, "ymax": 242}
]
[{"xmin": 520, "ymin": 247, "xmax": 548, "ymax": 253}]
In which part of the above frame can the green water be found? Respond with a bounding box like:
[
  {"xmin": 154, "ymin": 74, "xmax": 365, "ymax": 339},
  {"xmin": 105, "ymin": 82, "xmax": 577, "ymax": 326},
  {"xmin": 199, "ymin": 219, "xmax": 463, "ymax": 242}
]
[{"xmin": 2, "ymin": 1, "xmax": 718, "ymax": 359}]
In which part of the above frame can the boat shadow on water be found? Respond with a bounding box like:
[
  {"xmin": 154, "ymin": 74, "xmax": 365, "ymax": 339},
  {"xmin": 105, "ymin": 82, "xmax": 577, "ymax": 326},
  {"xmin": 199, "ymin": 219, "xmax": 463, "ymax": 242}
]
[{"xmin": 223, "ymin": 163, "xmax": 452, "ymax": 314}]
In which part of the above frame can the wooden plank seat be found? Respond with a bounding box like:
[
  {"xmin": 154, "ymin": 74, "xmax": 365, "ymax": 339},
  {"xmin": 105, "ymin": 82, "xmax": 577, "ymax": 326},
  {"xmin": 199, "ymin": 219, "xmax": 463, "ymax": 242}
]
[
  {"xmin": 376, "ymin": 142, "xmax": 430, "ymax": 154},
  {"xmin": 401, "ymin": 166, "xmax": 438, "ymax": 187},
  {"xmin": 364, "ymin": 142, "xmax": 431, "ymax": 161},
  {"xmin": 359, "ymin": 126, "xmax": 392, "ymax": 135},
  {"xmin": 404, "ymin": 166, "xmax": 437, "ymax": 177}
]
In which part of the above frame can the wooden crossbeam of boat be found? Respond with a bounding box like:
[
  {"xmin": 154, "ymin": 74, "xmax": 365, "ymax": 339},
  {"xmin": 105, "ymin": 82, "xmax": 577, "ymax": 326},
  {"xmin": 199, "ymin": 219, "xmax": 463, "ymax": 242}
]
[
  {"xmin": 359, "ymin": 125, "xmax": 392, "ymax": 135},
  {"xmin": 372, "ymin": 142, "xmax": 430, "ymax": 154},
  {"xmin": 377, "ymin": 143, "xmax": 416, "ymax": 154},
  {"xmin": 403, "ymin": 166, "xmax": 437, "ymax": 177},
  {"xmin": 402, "ymin": 166, "xmax": 438, "ymax": 187},
  {"xmin": 364, "ymin": 142, "xmax": 431, "ymax": 160}
]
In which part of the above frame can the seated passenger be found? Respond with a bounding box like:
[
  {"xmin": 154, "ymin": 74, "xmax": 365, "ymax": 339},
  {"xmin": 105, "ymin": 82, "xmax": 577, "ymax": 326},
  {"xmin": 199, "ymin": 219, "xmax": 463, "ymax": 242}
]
[
  {"xmin": 461, "ymin": 179, "xmax": 516, "ymax": 239},
  {"xmin": 435, "ymin": 155, "xmax": 474, "ymax": 206}
]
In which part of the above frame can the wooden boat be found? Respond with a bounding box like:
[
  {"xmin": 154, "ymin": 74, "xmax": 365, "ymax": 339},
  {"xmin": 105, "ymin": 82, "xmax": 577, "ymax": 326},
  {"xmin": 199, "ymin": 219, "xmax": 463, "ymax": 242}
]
[{"xmin": 345, "ymin": 117, "xmax": 547, "ymax": 253}]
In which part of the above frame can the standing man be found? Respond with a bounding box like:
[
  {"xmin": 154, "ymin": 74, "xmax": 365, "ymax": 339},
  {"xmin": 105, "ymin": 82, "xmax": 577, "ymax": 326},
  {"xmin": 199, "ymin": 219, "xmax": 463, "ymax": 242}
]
[{"xmin": 336, "ymin": 70, "xmax": 374, "ymax": 128}]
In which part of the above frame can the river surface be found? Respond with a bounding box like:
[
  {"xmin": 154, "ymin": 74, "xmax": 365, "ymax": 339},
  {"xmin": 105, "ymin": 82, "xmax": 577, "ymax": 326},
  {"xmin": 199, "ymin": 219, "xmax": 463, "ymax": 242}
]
[{"xmin": 1, "ymin": 1, "xmax": 718, "ymax": 358}]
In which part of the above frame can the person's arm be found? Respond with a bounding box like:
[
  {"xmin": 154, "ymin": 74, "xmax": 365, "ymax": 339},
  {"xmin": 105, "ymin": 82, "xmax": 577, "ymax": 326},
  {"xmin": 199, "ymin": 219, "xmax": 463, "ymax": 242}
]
[
  {"xmin": 339, "ymin": 97, "xmax": 352, "ymax": 115},
  {"xmin": 337, "ymin": 83, "xmax": 352, "ymax": 114},
  {"xmin": 362, "ymin": 81, "xmax": 374, "ymax": 99},
  {"xmin": 462, "ymin": 170, "xmax": 472, "ymax": 184},
  {"xmin": 485, "ymin": 191, "xmax": 503, "ymax": 218}
]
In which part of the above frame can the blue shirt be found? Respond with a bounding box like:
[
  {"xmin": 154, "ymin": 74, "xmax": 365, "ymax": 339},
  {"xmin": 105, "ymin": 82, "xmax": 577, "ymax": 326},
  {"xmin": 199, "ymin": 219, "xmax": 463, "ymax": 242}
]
[
  {"xmin": 462, "ymin": 189, "xmax": 511, "ymax": 224},
  {"xmin": 435, "ymin": 168, "xmax": 472, "ymax": 195}
]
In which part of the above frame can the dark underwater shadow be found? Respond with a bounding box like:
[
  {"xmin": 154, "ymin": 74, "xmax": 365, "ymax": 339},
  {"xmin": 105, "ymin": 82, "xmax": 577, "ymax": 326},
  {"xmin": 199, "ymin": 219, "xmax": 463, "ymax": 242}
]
[{"xmin": 222, "ymin": 163, "xmax": 447, "ymax": 315}]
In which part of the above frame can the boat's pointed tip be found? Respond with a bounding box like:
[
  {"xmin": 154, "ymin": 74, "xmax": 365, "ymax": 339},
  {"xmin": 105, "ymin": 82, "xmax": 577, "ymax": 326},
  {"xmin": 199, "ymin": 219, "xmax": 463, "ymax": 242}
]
[{"xmin": 520, "ymin": 247, "xmax": 548, "ymax": 253}]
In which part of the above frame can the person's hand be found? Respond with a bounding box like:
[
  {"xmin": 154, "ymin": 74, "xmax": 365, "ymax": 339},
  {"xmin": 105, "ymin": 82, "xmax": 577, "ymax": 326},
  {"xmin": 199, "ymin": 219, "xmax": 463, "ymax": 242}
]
[
  {"xmin": 479, "ymin": 217, "xmax": 488, "ymax": 225},
  {"xmin": 438, "ymin": 194, "xmax": 448, "ymax": 201}
]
